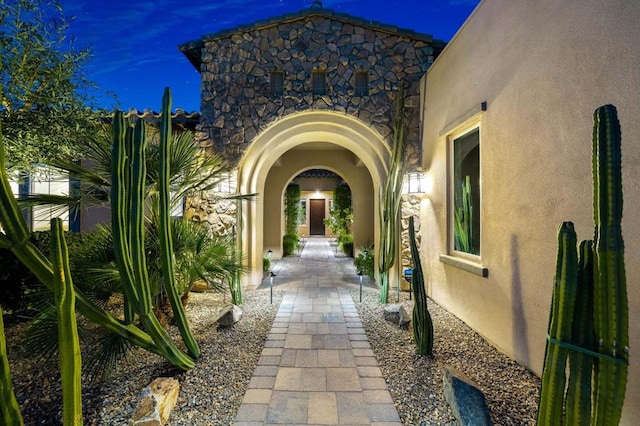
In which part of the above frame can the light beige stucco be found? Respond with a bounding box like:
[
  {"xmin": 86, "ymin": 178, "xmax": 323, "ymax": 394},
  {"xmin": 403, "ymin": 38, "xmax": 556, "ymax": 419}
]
[
  {"xmin": 262, "ymin": 150, "xmax": 374, "ymax": 256},
  {"xmin": 420, "ymin": 0, "xmax": 640, "ymax": 422},
  {"xmin": 237, "ymin": 110, "xmax": 391, "ymax": 288}
]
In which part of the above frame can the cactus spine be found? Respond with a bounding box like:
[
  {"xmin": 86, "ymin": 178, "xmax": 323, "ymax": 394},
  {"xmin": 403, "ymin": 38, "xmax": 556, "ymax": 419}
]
[
  {"xmin": 409, "ymin": 216, "xmax": 433, "ymax": 355},
  {"xmin": 537, "ymin": 105, "xmax": 628, "ymax": 425},
  {"xmin": 51, "ymin": 218, "xmax": 83, "ymax": 425}
]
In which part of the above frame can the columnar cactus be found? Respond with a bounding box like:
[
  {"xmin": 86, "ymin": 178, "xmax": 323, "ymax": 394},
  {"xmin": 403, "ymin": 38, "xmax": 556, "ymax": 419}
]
[
  {"xmin": 0, "ymin": 310, "xmax": 24, "ymax": 425},
  {"xmin": 157, "ymin": 88, "xmax": 200, "ymax": 358},
  {"xmin": 111, "ymin": 101, "xmax": 195, "ymax": 370},
  {"xmin": 51, "ymin": 218, "xmax": 83, "ymax": 425},
  {"xmin": 537, "ymin": 105, "xmax": 628, "ymax": 425},
  {"xmin": 409, "ymin": 216, "xmax": 433, "ymax": 355},
  {"xmin": 454, "ymin": 175, "xmax": 474, "ymax": 254},
  {"xmin": 591, "ymin": 104, "xmax": 628, "ymax": 425},
  {"xmin": 378, "ymin": 83, "xmax": 407, "ymax": 303}
]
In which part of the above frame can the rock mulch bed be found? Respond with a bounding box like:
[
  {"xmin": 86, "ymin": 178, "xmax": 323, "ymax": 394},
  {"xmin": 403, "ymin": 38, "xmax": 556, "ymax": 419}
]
[
  {"xmin": 354, "ymin": 289, "xmax": 541, "ymax": 425},
  {"xmin": 6, "ymin": 287, "xmax": 540, "ymax": 425},
  {"xmin": 5, "ymin": 290, "xmax": 281, "ymax": 425}
]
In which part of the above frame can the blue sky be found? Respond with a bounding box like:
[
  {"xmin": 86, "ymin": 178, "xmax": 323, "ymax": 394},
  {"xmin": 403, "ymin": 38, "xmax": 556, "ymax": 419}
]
[{"xmin": 61, "ymin": 0, "xmax": 481, "ymax": 112}]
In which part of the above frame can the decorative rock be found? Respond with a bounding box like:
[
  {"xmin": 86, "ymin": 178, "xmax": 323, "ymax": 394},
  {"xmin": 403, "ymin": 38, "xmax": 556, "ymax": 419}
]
[
  {"xmin": 217, "ymin": 304, "xmax": 243, "ymax": 327},
  {"xmin": 443, "ymin": 368, "xmax": 493, "ymax": 426},
  {"xmin": 383, "ymin": 303, "xmax": 401, "ymax": 324},
  {"xmin": 384, "ymin": 303, "xmax": 410, "ymax": 327},
  {"xmin": 130, "ymin": 377, "xmax": 180, "ymax": 426},
  {"xmin": 398, "ymin": 304, "xmax": 411, "ymax": 327}
]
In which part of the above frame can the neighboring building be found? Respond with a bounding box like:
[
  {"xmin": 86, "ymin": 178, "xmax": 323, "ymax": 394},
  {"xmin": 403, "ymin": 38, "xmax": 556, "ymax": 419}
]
[
  {"xmin": 419, "ymin": 0, "xmax": 640, "ymax": 423},
  {"xmin": 13, "ymin": 109, "xmax": 200, "ymax": 233},
  {"xmin": 179, "ymin": 2, "xmax": 444, "ymax": 287}
]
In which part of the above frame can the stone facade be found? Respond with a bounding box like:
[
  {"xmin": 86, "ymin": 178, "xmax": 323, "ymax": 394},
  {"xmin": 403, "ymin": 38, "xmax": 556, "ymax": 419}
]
[{"xmin": 180, "ymin": 7, "xmax": 444, "ymax": 168}]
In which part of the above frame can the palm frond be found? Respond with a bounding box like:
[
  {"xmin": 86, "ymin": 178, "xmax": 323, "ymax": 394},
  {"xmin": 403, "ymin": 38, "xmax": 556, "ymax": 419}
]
[{"xmin": 84, "ymin": 329, "xmax": 134, "ymax": 383}]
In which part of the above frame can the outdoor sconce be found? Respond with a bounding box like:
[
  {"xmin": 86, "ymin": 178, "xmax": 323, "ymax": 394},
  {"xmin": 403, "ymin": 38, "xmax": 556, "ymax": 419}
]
[{"xmin": 404, "ymin": 171, "xmax": 430, "ymax": 195}]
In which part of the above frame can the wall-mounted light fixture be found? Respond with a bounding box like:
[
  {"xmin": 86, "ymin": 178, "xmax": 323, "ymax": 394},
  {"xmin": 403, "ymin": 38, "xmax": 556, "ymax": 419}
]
[{"xmin": 404, "ymin": 171, "xmax": 431, "ymax": 195}]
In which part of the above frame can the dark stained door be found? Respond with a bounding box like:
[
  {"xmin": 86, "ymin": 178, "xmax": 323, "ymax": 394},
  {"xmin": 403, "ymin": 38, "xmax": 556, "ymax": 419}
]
[{"xmin": 309, "ymin": 199, "xmax": 326, "ymax": 235}]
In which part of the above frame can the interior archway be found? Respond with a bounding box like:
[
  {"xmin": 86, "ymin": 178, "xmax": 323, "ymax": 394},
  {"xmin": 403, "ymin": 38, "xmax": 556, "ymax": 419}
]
[{"xmin": 237, "ymin": 110, "xmax": 391, "ymax": 288}]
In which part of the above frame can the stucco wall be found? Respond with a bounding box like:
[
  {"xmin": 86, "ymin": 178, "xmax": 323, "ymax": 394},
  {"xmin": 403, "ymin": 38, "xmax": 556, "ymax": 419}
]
[
  {"xmin": 421, "ymin": 0, "xmax": 640, "ymax": 423},
  {"xmin": 262, "ymin": 149, "xmax": 374, "ymax": 258}
]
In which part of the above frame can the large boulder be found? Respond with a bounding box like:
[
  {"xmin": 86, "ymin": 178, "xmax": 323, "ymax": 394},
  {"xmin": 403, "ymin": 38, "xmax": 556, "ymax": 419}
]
[
  {"xmin": 443, "ymin": 368, "xmax": 492, "ymax": 426},
  {"xmin": 130, "ymin": 377, "xmax": 180, "ymax": 426},
  {"xmin": 217, "ymin": 304, "xmax": 243, "ymax": 327},
  {"xmin": 383, "ymin": 304, "xmax": 411, "ymax": 327}
]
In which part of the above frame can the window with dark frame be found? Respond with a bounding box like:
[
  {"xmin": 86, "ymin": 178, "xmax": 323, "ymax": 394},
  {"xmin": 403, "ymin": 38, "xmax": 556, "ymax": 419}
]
[
  {"xmin": 270, "ymin": 70, "xmax": 284, "ymax": 97},
  {"xmin": 452, "ymin": 127, "xmax": 481, "ymax": 256},
  {"xmin": 312, "ymin": 68, "xmax": 327, "ymax": 95},
  {"xmin": 355, "ymin": 70, "xmax": 369, "ymax": 96}
]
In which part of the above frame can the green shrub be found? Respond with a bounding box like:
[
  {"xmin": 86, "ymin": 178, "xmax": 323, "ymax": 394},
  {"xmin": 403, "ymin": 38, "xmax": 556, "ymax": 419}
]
[
  {"xmin": 354, "ymin": 244, "xmax": 375, "ymax": 278},
  {"xmin": 263, "ymin": 255, "xmax": 271, "ymax": 272},
  {"xmin": 339, "ymin": 233, "xmax": 354, "ymax": 257},
  {"xmin": 282, "ymin": 234, "xmax": 298, "ymax": 256}
]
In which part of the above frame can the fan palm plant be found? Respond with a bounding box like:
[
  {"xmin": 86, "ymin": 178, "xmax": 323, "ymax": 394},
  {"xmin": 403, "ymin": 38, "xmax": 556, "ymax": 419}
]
[{"xmin": 15, "ymin": 94, "xmax": 252, "ymax": 375}]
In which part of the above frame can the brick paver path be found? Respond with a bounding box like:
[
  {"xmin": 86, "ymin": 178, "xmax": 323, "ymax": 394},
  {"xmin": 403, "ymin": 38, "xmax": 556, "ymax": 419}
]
[{"xmin": 234, "ymin": 237, "xmax": 401, "ymax": 425}]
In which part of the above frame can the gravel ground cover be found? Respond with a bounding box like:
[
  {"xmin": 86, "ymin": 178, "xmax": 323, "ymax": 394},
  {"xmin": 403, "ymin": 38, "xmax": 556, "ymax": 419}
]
[
  {"xmin": 354, "ymin": 288, "xmax": 541, "ymax": 426},
  {"xmin": 6, "ymin": 286, "xmax": 540, "ymax": 425},
  {"xmin": 6, "ymin": 290, "xmax": 282, "ymax": 425}
]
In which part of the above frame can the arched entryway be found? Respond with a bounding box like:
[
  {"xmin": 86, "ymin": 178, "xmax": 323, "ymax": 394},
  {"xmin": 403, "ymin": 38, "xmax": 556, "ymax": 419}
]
[{"xmin": 237, "ymin": 110, "xmax": 391, "ymax": 288}]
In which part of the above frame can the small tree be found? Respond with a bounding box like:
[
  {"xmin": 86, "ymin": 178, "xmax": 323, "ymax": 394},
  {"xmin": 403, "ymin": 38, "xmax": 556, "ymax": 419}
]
[{"xmin": 0, "ymin": 0, "xmax": 103, "ymax": 172}]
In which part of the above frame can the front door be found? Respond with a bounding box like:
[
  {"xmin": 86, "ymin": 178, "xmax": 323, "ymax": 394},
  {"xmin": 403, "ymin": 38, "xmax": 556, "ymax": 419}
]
[{"xmin": 309, "ymin": 199, "xmax": 326, "ymax": 235}]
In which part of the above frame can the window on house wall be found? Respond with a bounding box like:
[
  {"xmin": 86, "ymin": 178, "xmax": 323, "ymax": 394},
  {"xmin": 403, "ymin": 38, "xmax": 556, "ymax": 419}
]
[
  {"xmin": 170, "ymin": 191, "xmax": 184, "ymax": 218},
  {"xmin": 270, "ymin": 70, "xmax": 284, "ymax": 97},
  {"xmin": 452, "ymin": 127, "xmax": 480, "ymax": 256},
  {"xmin": 30, "ymin": 166, "xmax": 69, "ymax": 231},
  {"xmin": 312, "ymin": 68, "xmax": 327, "ymax": 95},
  {"xmin": 355, "ymin": 70, "xmax": 369, "ymax": 96}
]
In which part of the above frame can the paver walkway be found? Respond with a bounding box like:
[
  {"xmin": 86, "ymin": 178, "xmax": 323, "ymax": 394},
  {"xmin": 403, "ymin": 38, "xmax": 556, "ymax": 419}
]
[{"xmin": 234, "ymin": 237, "xmax": 401, "ymax": 425}]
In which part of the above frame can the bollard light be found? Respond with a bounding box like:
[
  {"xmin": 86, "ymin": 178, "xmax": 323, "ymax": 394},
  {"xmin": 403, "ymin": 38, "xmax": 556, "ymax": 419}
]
[
  {"xmin": 357, "ymin": 271, "xmax": 363, "ymax": 303},
  {"xmin": 269, "ymin": 271, "xmax": 276, "ymax": 304}
]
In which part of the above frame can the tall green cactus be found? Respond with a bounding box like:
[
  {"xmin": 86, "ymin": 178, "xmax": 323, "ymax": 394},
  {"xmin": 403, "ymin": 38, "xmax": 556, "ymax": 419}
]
[
  {"xmin": 409, "ymin": 216, "xmax": 433, "ymax": 355},
  {"xmin": 538, "ymin": 222, "xmax": 578, "ymax": 425},
  {"xmin": 157, "ymin": 88, "xmax": 199, "ymax": 358},
  {"xmin": 537, "ymin": 105, "xmax": 628, "ymax": 425},
  {"xmin": 454, "ymin": 175, "xmax": 474, "ymax": 254},
  {"xmin": 1, "ymin": 311, "xmax": 24, "ymax": 425},
  {"xmin": 591, "ymin": 104, "xmax": 627, "ymax": 425},
  {"xmin": 378, "ymin": 83, "xmax": 407, "ymax": 303},
  {"xmin": 51, "ymin": 218, "xmax": 83, "ymax": 425},
  {"xmin": 110, "ymin": 107, "xmax": 195, "ymax": 370}
]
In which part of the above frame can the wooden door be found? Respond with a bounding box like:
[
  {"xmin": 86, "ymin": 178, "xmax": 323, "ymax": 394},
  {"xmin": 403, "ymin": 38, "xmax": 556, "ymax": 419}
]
[{"xmin": 309, "ymin": 199, "xmax": 326, "ymax": 235}]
